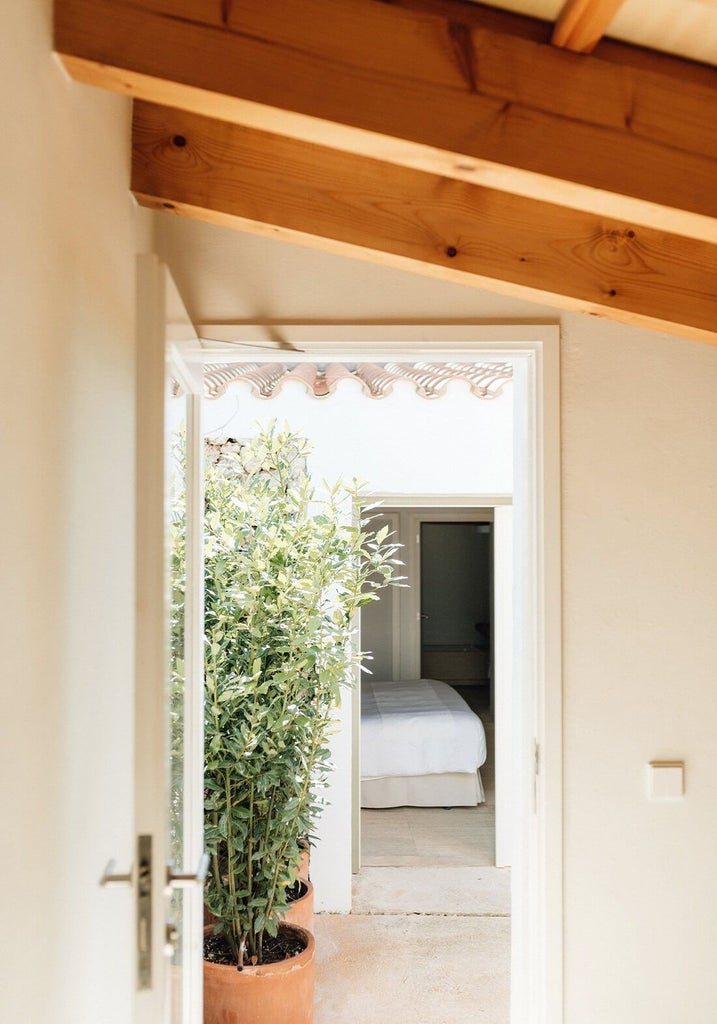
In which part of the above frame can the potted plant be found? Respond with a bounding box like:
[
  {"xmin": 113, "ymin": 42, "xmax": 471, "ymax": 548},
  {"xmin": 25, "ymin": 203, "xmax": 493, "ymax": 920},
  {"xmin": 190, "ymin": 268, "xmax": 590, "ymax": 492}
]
[{"xmin": 199, "ymin": 425, "xmax": 401, "ymax": 1024}]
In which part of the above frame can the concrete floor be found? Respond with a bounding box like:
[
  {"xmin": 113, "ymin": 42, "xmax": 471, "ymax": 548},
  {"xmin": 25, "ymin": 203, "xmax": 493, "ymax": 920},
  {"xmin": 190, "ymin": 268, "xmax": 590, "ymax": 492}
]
[
  {"xmin": 315, "ymin": 863, "xmax": 510, "ymax": 1022},
  {"xmin": 353, "ymin": 864, "xmax": 510, "ymax": 916},
  {"xmin": 314, "ymin": 909, "xmax": 510, "ymax": 1024}
]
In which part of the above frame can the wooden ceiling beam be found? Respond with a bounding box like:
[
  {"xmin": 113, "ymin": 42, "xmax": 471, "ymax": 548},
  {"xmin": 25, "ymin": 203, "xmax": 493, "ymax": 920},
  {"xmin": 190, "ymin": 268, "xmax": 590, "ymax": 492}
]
[
  {"xmin": 131, "ymin": 102, "xmax": 717, "ymax": 345},
  {"xmin": 552, "ymin": 0, "xmax": 626, "ymax": 54},
  {"xmin": 55, "ymin": 0, "xmax": 717, "ymax": 244}
]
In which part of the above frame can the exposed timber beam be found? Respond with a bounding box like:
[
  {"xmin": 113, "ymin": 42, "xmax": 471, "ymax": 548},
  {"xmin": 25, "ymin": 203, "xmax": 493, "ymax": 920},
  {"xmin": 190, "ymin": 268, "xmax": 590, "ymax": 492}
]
[
  {"xmin": 55, "ymin": 0, "xmax": 717, "ymax": 244},
  {"xmin": 131, "ymin": 102, "xmax": 717, "ymax": 345},
  {"xmin": 552, "ymin": 0, "xmax": 626, "ymax": 53}
]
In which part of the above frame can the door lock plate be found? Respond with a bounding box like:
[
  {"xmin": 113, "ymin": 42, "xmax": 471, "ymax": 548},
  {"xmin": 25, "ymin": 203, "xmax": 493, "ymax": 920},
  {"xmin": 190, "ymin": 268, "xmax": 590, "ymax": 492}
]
[{"xmin": 137, "ymin": 834, "xmax": 152, "ymax": 990}]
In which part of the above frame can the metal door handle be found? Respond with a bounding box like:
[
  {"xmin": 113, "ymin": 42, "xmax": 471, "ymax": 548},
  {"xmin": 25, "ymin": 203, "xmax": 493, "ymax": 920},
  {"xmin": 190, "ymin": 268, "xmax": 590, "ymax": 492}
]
[
  {"xmin": 100, "ymin": 859, "xmax": 133, "ymax": 888},
  {"xmin": 165, "ymin": 852, "xmax": 210, "ymax": 890},
  {"xmin": 100, "ymin": 838, "xmax": 153, "ymax": 989}
]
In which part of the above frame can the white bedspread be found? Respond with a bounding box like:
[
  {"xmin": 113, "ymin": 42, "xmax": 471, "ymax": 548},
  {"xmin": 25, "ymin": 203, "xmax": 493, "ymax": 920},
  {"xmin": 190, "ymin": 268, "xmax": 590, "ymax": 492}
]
[{"xmin": 361, "ymin": 678, "xmax": 487, "ymax": 780}]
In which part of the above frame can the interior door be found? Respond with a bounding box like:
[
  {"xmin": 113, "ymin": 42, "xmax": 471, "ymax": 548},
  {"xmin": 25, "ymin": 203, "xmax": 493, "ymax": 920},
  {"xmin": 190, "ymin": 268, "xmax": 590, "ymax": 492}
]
[
  {"xmin": 135, "ymin": 256, "xmax": 205, "ymax": 1024},
  {"xmin": 419, "ymin": 521, "xmax": 492, "ymax": 685},
  {"xmin": 166, "ymin": 339, "xmax": 206, "ymax": 1024}
]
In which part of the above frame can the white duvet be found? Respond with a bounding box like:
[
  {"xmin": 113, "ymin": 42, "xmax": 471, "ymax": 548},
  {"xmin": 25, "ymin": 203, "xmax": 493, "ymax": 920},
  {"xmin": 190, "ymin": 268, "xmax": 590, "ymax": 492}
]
[{"xmin": 361, "ymin": 678, "xmax": 487, "ymax": 780}]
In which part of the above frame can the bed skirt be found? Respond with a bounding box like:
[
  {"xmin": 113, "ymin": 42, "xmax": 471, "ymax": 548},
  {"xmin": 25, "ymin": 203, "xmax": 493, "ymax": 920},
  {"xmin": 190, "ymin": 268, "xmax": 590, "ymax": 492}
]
[{"xmin": 360, "ymin": 769, "xmax": 485, "ymax": 809}]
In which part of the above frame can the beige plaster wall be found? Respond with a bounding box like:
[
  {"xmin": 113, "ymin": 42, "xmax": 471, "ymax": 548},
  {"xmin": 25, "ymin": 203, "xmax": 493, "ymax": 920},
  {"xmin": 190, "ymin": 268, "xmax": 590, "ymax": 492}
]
[
  {"xmin": 1, "ymin": 5, "xmax": 147, "ymax": 1022},
  {"xmin": 561, "ymin": 317, "xmax": 717, "ymax": 1023}
]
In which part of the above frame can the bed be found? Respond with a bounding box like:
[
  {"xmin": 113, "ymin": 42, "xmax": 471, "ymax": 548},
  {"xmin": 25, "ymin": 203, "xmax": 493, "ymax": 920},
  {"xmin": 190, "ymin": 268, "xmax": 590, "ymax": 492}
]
[{"xmin": 360, "ymin": 678, "xmax": 487, "ymax": 808}]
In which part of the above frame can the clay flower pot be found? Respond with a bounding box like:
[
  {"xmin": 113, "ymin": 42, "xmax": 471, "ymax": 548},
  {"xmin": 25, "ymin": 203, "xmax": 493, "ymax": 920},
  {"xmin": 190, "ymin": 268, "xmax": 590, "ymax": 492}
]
[
  {"xmin": 204, "ymin": 923, "xmax": 315, "ymax": 1024},
  {"xmin": 297, "ymin": 838, "xmax": 311, "ymax": 882},
  {"xmin": 282, "ymin": 879, "xmax": 314, "ymax": 932}
]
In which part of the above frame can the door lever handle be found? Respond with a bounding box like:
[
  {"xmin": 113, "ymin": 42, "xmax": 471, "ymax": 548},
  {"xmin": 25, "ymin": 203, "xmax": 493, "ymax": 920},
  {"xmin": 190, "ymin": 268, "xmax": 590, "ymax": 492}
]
[
  {"xmin": 100, "ymin": 859, "xmax": 133, "ymax": 888},
  {"xmin": 165, "ymin": 852, "xmax": 210, "ymax": 891}
]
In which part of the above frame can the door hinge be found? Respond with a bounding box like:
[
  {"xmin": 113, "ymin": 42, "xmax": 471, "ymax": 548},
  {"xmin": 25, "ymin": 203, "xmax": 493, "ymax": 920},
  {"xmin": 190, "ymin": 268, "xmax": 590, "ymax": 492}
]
[{"xmin": 534, "ymin": 741, "xmax": 540, "ymax": 777}]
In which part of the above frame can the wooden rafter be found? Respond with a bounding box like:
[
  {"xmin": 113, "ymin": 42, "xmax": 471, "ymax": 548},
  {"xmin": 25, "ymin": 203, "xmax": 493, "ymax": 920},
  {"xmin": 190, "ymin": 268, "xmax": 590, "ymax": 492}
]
[
  {"xmin": 54, "ymin": 0, "xmax": 717, "ymax": 342},
  {"xmin": 552, "ymin": 0, "xmax": 627, "ymax": 53},
  {"xmin": 55, "ymin": 0, "xmax": 717, "ymax": 243},
  {"xmin": 131, "ymin": 102, "xmax": 717, "ymax": 344}
]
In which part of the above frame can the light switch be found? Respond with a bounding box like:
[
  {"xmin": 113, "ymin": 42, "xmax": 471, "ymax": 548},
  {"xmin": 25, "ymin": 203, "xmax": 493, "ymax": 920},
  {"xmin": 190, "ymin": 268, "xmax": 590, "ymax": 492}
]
[{"xmin": 647, "ymin": 761, "xmax": 684, "ymax": 800}]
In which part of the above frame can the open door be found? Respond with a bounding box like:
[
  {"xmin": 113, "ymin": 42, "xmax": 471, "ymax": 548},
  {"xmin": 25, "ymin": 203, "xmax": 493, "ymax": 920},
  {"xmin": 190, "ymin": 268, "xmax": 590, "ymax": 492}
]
[{"xmin": 134, "ymin": 256, "xmax": 206, "ymax": 1024}]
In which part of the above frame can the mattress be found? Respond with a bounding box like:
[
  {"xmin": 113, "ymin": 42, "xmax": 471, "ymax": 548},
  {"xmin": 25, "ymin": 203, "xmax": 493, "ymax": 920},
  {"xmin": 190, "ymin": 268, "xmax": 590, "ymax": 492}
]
[{"xmin": 361, "ymin": 678, "xmax": 487, "ymax": 781}]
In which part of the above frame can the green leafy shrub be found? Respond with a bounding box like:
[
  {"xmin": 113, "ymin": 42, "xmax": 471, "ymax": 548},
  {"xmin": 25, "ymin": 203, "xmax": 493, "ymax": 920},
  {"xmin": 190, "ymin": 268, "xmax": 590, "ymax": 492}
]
[{"xmin": 199, "ymin": 425, "xmax": 401, "ymax": 966}]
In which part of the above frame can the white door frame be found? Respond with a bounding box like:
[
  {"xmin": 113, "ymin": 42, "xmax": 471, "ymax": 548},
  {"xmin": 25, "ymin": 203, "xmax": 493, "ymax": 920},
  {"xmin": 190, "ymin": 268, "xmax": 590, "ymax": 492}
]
[{"xmin": 185, "ymin": 323, "xmax": 562, "ymax": 1024}]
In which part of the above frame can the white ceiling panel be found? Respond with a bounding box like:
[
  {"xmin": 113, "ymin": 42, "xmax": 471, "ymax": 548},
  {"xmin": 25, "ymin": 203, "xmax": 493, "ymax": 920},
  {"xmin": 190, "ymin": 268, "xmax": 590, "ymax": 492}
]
[{"xmin": 472, "ymin": 0, "xmax": 717, "ymax": 65}]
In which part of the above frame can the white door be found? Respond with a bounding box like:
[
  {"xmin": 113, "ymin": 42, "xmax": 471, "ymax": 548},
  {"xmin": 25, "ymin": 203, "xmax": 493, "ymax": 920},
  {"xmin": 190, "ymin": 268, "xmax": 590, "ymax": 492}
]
[{"xmin": 134, "ymin": 256, "xmax": 205, "ymax": 1024}]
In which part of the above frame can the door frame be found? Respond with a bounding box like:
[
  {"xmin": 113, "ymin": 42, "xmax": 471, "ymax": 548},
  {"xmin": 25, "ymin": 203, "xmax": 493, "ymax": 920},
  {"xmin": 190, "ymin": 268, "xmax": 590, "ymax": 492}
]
[{"xmin": 185, "ymin": 322, "xmax": 562, "ymax": 1024}]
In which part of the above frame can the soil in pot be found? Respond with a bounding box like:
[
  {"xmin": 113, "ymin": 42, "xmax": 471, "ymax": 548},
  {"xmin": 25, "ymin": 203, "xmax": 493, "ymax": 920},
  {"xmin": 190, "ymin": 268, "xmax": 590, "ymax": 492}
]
[{"xmin": 204, "ymin": 928, "xmax": 305, "ymax": 967}]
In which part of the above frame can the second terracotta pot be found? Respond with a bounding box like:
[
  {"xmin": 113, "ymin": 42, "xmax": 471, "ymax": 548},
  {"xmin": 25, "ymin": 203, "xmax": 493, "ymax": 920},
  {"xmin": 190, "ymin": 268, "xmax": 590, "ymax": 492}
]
[{"xmin": 282, "ymin": 879, "xmax": 314, "ymax": 932}]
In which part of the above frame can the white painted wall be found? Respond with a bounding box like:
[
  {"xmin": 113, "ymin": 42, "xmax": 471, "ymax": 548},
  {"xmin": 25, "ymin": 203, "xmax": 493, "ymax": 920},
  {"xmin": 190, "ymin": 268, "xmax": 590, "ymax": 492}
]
[
  {"xmin": 1, "ymin": 7, "xmax": 146, "ymax": 1022},
  {"xmin": 204, "ymin": 381, "xmax": 513, "ymax": 910}
]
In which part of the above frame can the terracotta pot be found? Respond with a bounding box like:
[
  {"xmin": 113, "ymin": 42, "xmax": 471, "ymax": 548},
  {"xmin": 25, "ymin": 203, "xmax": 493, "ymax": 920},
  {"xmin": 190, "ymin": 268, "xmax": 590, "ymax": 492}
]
[
  {"xmin": 297, "ymin": 839, "xmax": 311, "ymax": 882},
  {"xmin": 282, "ymin": 879, "xmax": 314, "ymax": 932},
  {"xmin": 204, "ymin": 924, "xmax": 315, "ymax": 1024}
]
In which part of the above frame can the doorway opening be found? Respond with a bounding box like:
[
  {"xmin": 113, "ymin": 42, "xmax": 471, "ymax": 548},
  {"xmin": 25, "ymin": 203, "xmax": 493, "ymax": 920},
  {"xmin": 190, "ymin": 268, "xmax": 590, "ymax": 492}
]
[
  {"xmin": 182, "ymin": 323, "xmax": 561, "ymax": 1023},
  {"xmin": 358, "ymin": 508, "xmax": 503, "ymax": 877}
]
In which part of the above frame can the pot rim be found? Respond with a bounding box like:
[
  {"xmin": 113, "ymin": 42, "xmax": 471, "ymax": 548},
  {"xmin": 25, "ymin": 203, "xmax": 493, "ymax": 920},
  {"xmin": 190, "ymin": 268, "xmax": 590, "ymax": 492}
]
[
  {"xmin": 203, "ymin": 922, "xmax": 315, "ymax": 978},
  {"xmin": 287, "ymin": 878, "xmax": 313, "ymax": 903}
]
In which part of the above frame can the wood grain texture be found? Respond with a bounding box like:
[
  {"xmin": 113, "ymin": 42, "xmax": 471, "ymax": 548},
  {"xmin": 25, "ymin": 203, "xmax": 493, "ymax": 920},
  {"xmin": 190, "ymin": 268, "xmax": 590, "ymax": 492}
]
[
  {"xmin": 55, "ymin": 0, "xmax": 717, "ymax": 242},
  {"xmin": 131, "ymin": 102, "xmax": 717, "ymax": 344},
  {"xmin": 552, "ymin": 0, "xmax": 626, "ymax": 53}
]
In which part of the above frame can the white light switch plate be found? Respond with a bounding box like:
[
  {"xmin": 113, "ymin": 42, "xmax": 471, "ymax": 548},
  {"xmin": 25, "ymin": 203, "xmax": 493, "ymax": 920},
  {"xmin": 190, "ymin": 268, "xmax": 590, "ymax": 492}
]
[{"xmin": 647, "ymin": 762, "xmax": 684, "ymax": 800}]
